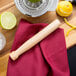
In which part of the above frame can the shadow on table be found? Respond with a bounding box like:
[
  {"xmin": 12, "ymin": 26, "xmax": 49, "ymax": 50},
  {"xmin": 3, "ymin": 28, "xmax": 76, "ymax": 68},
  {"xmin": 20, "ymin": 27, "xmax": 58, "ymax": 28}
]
[{"xmin": 67, "ymin": 45, "xmax": 76, "ymax": 76}]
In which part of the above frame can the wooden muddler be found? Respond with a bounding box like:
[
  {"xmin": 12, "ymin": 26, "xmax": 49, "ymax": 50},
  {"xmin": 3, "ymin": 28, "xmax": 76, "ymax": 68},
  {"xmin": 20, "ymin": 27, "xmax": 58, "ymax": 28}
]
[{"xmin": 10, "ymin": 19, "xmax": 61, "ymax": 61}]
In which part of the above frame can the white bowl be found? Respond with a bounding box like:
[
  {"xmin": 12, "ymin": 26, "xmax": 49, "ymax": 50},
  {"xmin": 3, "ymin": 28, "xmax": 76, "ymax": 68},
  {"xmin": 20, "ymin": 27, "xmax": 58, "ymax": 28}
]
[{"xmin": 0, "ymin": 33, "xmax": 6, "ymax": 51}]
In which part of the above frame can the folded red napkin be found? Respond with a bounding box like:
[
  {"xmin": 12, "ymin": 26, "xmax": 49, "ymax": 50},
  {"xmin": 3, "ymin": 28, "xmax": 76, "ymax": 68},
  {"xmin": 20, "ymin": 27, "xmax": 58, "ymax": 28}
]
[{"xmin": 7, "ymin": 19, "xmax": 70, "ymax": 76}]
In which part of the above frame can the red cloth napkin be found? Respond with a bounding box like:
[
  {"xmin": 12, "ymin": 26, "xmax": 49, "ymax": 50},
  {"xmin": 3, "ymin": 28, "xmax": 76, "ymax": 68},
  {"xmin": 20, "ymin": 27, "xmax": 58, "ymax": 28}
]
[{"xmin": 7, "ymin": 19, "xmax": 70, "ymax": 76}]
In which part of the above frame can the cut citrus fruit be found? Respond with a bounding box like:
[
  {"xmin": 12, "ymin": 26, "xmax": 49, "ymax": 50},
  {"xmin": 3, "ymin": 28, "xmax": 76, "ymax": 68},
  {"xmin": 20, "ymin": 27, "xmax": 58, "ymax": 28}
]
[
  {"xmin": 0, "ymin": 12, "xmax": 17, "ymax": 30},
  {"xmin": 56, "ymin": 1, "xmax": 74, "ymax": 36},
  {"xmin": 56, "ymin": 1, "xmax": 73, "ymax": 17},
  {"xmin": 29, "ymin": 0, "xmax": 40, "ymax": 3}
]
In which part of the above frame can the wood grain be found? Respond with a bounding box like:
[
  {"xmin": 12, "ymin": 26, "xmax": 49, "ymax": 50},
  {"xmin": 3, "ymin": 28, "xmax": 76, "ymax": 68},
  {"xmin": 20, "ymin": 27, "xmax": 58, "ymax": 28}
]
[
  {"xmin": 0, "ymin": 0, "xmax": 13, "ymax": 8},
  {"xmin": 0, "ymin": 0, "xmax": 76, "ymax": 76},
  {"xmin": 0, "ymin": 2, "xmax": 15, "ymax": 12}
]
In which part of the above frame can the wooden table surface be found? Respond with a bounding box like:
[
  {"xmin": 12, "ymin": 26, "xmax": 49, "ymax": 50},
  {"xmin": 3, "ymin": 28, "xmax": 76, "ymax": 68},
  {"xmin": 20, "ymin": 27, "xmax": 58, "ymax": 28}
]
[{"xmin": 0, "ymin": 0, "xmax": 76, "ymax": 76}]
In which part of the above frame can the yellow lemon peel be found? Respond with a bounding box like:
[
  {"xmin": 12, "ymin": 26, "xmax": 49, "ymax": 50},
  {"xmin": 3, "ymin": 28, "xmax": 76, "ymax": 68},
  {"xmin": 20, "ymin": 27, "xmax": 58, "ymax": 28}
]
[
  {"xmin": 66, "ymin": 27, "xmax": 75, "ymax": 36},
  {"xmin": 56, "ymin": 1, "xmax": 75, "ymax": 36},
  {"xmin": 64, "ymin": 18, "xmax": 76, "ymax": 28},
  {"xmin": 64, "ymin": 18, "xmax": 76, "ymax": 36}
]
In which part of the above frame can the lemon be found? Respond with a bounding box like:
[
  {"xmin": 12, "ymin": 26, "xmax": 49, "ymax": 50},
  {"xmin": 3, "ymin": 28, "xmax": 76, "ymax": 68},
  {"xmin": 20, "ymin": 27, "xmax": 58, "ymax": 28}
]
[
  {"xmin": 0, "ymin": 12, "xmax": 17, "ymax": 30},
  {"xmin": 56, "ymin": 1, "xmax": 73, "ymax": 17}
]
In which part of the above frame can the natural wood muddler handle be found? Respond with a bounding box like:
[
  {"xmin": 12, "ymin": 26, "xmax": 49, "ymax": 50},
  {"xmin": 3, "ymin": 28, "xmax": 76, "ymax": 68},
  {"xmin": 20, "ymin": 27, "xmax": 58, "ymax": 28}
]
[{"xmin": 10, "ymin": 19, "xmax": 61, "ymax": 61}]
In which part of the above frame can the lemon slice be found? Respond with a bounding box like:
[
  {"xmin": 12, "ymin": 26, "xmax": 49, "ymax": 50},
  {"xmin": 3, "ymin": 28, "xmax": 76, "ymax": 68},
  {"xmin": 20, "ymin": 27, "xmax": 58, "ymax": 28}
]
[{"xmin": 0, "ymin": 12, "xmax": 17, "ymax": 30}]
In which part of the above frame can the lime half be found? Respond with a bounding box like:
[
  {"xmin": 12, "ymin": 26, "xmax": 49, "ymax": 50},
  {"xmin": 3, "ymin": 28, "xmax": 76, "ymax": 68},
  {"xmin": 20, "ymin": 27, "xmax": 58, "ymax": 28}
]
[
  {"xmin": 0, "ymin": 12, "xmax": 17, "ymax": 30},
  {"xmin": 29, "ymin": 0, "xmax": 40, "ymax": 3}
]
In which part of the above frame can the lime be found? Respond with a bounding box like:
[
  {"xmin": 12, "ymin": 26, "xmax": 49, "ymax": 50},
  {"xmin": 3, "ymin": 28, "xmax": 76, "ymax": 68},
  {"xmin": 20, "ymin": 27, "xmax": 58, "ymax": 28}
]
[
  {"xmin": 0, "ymin": 12, "xmax": 17, "ymax": 30},
  {"xmin": 29, "ymin": 0, "xmax": 40, "ymax": 3}
]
